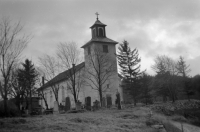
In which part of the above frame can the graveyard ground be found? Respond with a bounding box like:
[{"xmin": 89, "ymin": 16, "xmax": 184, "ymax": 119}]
[
  {"xmin": 0, "ymin": 107, "xmax": 158, "ymax": 132},
  {"xmin": 1, "ymin": 103, "xmax": 200, "ymax": 132}
]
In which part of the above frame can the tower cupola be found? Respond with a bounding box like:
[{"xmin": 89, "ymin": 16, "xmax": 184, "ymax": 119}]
[
  {"xmin": 81, "ymin": 13, "xmax": 118, "ymax": 49},
  {"xmin": 90, "ymin": 12, "xmax": 107, "ymax": 38}
]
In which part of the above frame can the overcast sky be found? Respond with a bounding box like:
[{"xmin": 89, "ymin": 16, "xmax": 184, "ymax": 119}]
[{"xmin": 0, "ymin": 0, "xmax": 200, "ymax": 76}]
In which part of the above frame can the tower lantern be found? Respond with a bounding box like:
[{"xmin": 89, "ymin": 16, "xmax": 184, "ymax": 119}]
[{"xmin": 90, "ymin": 13, "xmax": 107, "ymax": 38}]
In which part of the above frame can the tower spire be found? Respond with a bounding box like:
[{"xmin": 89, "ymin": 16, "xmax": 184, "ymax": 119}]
[{"xmin": 95, "ymin": 12, "xmax": 99, "ymax": 20}]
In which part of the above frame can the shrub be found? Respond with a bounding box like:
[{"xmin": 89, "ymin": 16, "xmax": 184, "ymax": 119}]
[
  {"xmin": 0, "ymin": 100, "xmax": 20, "ymax": 117},
  {"xmin": 141, "ymin": 98, "xmax": 153, "ymax": 105}
]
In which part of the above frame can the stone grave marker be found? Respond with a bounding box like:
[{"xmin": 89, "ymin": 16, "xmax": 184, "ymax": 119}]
[
  {"xmin": 102, "ymin": 97, "xmax": 106, "ymax": 107},
  {"xmin": 53, "ymin": 101, "xmax": 59, "ymax": 113},
  {"xmin": 93, "ymin": 100, "xmax": 100, "ymax": 111},
  {"xmin": 76, "ymin": 101, "xmax": 82, "ymax": 110},
  {"xmin": 65, "ymin": 97, "xmax": 71, "ymax": 111},
  {"xmin": 116, "ymin": 92, "xmax": 121, "ymax": 109},
  {"xmin": 106, "ymin": 96, "xmax": 112, "ymax": 108},
  {"xmin": 85, "ymin": 96, "xmax": 91, "ymax": 110}
]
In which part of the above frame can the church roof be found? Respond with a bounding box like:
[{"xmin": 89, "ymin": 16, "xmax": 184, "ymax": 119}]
[
  {"xmin": 81, "ymin": 37, "xmax": 118, "ymax": 48},
  {"xmin": 38, "ymin": 62, "xmax": 85, "ymax": 91},
  {"xmin": 90, "ymin": 19, "xmax": 107, "ymax": 28}
]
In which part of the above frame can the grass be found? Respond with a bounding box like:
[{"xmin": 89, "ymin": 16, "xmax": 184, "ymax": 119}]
[{"xmin": 0, "ymin": 107, "xmax": 157, "ymax": 132}]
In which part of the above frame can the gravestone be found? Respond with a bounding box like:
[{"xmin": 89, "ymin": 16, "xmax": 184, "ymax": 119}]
[
  {"xmin": 116, "ymin": 92, "xmax": 121, "ymax": 109},
  {"xmin": 85, "ymin": 96, "xmax": 91, "ymax": 110},
  {"xmin": 53, "ymin": 101, "xmax": 59, "ymax": 113},
  {"xmin": 65, "ymin": 97, "xmax": 71, "ymax": 111},
  {"xmin": 93, "ymin": 100, "xmax": 100, "ymax": 111},
  {"xmin": 106, "ymin": 96, "xmax": 112, "ymax": 108},
  {"xmin": 102, "ymin": 97, "xmax": 106, "ymax": 107},
  {"xmin": 76, "ymin": 101, "xmax": 82, "ymax": 110}
]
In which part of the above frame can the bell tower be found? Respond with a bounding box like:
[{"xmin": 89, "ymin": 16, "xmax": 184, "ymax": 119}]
[
  {"xmin": 81, "ymin": 13, "xmax": 121, "ymax": 105},
  {"xmin": 90, "ymin": 12, "xmax": 106, "ymax": 38}
]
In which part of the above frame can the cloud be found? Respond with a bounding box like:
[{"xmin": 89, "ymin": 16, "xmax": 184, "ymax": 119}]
[{"xmin": 0, "ymin": 0, "xmax": 200, "ymax": 76}]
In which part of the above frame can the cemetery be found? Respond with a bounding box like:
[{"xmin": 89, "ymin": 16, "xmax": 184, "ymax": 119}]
[
  {"xmin": 1, "ymin": 100, "xmax": 200, "ymax": 132},
  {"xmin": 0, "ymin": 1, "xmax": 200, "ymax": 132}
]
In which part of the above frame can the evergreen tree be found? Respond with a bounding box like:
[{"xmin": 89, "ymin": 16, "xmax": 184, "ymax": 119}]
[
  {"xmin": 118, "ymin": 40, "xmax": 141, "ymax": 79},
  {"xmin": 176, "ymin": 56, "xmax": 191, "ymax": 77},
  {"xmin": 176, "ymin": 56, "xmax": 193, "ymax": 100},
  {"xmin": 18, "ymin": 59, "xmax": 38, "ymax": 112},
  {"xmin": 117, "ymin": 40, "xmax": 142, "ymax": 106}
]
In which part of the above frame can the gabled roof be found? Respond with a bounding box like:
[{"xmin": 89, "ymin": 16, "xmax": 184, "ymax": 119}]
[
  {"xmin": 81, "ymin": 37, "xmax": 118, "ymax": 48},
  {"xmin": 90, "ymin": 19, "xmax": 107, "ymax": 28},
  {"xmin": 38, "ymin": 62, "xmax": 85, "ymax": 91}
]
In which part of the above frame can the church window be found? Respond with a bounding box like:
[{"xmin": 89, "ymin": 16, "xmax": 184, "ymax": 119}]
[
  {"xmin": 62, "ymin": 87, "xmax": 65, "ymax": 101},
  {"xmin": 107, "ymin": 84, "xmax": 109, "ymax": 89},
  {"xmin": 45, "ymin": 93, "xmax": 47, "ymax": 101},
  {"xmin": 103, "ymin": 45, "xmax": 108, "ymax": 53},
  {"xmin": 98, "ymin": 28, "xmax": 104, "ymax": 37},
  {"xmin": 88, "ymin": 46, "xmax": 91, "ymax": 55},
  {"xmin": 92, "ymin": 28, "xmax": 96, "ymax": 38},
  {"xmin": 50, "ymin": 91, "xmax": 52, "ymax": 104}
]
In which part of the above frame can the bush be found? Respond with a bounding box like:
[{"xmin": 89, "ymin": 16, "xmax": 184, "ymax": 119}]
[
  {"xmin": 141, "ymin": 98, "xmax": 153, "ymax": 105},
  {"xmin": 0, "ymin": 100, "xmax": 20, "ymax": 117}
]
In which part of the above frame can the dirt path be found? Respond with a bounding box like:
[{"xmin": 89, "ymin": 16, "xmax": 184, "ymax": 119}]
[{"xmin": 172, "ymin": 121, "xmax": 200, "ymax": 132}]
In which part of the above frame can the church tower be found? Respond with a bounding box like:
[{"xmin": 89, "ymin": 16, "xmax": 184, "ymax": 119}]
[{"xmin": 81, "ymin": 13, "xmax": 121, "ymax": 106}]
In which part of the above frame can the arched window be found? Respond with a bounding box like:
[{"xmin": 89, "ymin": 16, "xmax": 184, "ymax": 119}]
[
  {"xmin": 99, "ymin": 28, "xmax": 104, "ymax": 37},
  {"xmin": 92, "ymin": 28, "xmax": 96, "ymax": 38},
  {"xmin": 50, "ymin": 91, "xmax": 52, "ymax": 104},
  {"xmin": 62, "ymin": 87, "xmax": 65, "ymax": 101},
  {"xmin": 45, "ymin": 93, "xmax": 47, "ymax": 101}
]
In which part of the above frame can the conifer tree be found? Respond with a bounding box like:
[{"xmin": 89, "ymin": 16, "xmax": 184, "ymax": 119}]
[
  {"xmin": 18, "ymin": 59, "xmax": 38, "ymax": 112},
  {"xmin": 176, "ymin": 56, "xmax": 193, "ymax": 100},
  {"xmin": 117, "ymin": 40, "xmax": 142, "ymax": 106}
]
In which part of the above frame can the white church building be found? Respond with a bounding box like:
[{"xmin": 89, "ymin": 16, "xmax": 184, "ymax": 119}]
[{"xmin": 38, "ymin": 16, "xmax": 123, "ymax": 110}]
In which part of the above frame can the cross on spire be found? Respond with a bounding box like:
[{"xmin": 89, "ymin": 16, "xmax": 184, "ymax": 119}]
[{"xmin": 95, "ymin": 12, "xmax": 99, "ymax": 20}]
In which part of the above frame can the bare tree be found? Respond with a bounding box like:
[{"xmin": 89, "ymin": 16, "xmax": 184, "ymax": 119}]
[
  {"xmin": 9, "ymin": 67, "xmax": 24, "ymax": 111},
  {"xmin": 39, "ymin": 54, "xmax": 61, "ymax": 110},
  {"xmin": 38, "ymin": 77, "xmax": 49, "ymax": 110},
  {"xmin": 152, "ymin": 55, "xmax": 181, "ymax": 102},
  {"xmin": 0, "ymin": 17, "xmax": 28, "ymax": 116},
  {"xmin": 85, "ymin": 47, "xmax": 115, "ymax": 106},
  {"xmin": 57, "ymin": 42, "xmax": 83, "ymax": 105},
  {"xmin": 34, "ymin": 67, "xmax": 49, "ymax": 110},
  {"xmin": 36, "ymin": 67, "xmax": 49, "ymax": 109}
]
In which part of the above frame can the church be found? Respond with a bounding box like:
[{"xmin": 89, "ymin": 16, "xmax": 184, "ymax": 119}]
[{"xmin": 38, "ymin": 15, "xmax": 123, "ymax": 110}]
